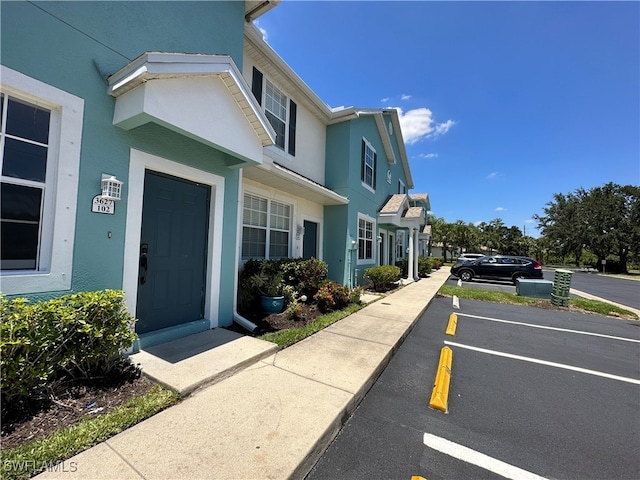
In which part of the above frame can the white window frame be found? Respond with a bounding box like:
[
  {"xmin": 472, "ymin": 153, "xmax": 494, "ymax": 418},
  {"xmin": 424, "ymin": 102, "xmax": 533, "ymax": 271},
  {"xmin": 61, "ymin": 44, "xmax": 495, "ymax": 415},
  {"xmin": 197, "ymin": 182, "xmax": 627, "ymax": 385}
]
[
  {"xmin": 241, "ymin": 192, "xmax": 291, "ymax": 260},
  {"xmin": 396, "ymin": 230, "xmax": 406, "ymax": 259},
  {"xmin": 362, "ymin": 138, "xmax": 376, "ymax": 193},
  {"xmin": 264, "ymin": 79, "xmax": 288, "ymax": 150},
  {"xmin": 0, "ymin": 66, "xmax": 83, "ymax": 295},
  {"xmin": 398, "ymin": 179, "xmax": 406, "ymax": 194},
  {"xmin": 357, "ymin": 213, "xmax": 376, "ymax": 265}
]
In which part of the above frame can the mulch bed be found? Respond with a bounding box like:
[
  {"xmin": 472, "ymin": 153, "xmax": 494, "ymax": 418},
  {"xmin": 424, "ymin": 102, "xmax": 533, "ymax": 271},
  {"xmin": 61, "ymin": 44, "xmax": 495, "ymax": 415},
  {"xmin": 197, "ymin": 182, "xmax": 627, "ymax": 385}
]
[
  {"xmin": 1, "ymin": 305, "xmax": 323, "ymax": 452},
  {"xmin": 1, "ymin": 363, "xmax": 155, "ymax": 451},
  {"xmin": 229, "ymin": 303, "xmax": 325, "ymax": 335},
  {"xmin": 2, "ymin": 295, "xmax": 375, "ymax": 452}
]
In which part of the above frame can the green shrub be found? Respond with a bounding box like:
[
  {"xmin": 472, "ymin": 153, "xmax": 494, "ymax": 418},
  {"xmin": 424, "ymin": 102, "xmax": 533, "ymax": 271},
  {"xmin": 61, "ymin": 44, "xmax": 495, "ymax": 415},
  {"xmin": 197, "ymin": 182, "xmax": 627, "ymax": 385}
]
[
  {"xmin": 281, "ymin": 257, "xmax": 328, "ymax": 297},
  {"xmin": 394, "ymin": 257, "xmax": 438, "ymax": 278},
  {"xmin": 349, "ymin": 286, "xmax": 364, "ymax": 305},
  {"xmin": 0, "ymin": 290, "xmax": 137, "ymax": 402},
  {"xmin": 283, "ymin": 298, "xmax": 303, "ymax": 321},
  {"xmin": 429, "ymin": 257, "xmax": 444, "ymax": 269},
  {"xmin": 0, "ymin": 297, "xmax": 60, "ymax": 401},
  {"xmin": 395, "ymin": 258, "xmax": 408, "ymax": 277},
  {"xmin": 418, "ymin": 256, "xmax": 433, "ymax": 277},
  {"xmin": 314, "ymin": 281, "xmax": 351, "ymax": 313},
  {"xmin": 239, "ymin": 258, "xmax": 328, "ymax": 317},
  {"xmin": 364, "ymin": 265, "xmax": 401, "ymax": 292},
  {"xmin": 54, "ymin": 290, "xmax": 138, "ymax": 378}
]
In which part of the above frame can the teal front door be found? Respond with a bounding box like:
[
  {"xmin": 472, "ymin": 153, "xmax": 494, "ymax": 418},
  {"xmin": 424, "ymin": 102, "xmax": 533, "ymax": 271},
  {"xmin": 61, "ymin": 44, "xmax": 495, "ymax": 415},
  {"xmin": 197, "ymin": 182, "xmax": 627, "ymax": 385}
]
[
  {"xmin": 303, "ymin": 220, "xmax": 318, "ymax": 258},
  {"xmin": 136, "ymin": 171, "xmax": 210, "ymax": 335}
]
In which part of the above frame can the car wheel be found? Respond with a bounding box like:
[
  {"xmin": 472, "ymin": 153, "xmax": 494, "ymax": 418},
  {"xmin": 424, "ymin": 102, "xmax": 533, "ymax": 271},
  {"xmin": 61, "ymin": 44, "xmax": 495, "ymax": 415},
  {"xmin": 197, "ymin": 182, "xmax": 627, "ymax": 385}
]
[
  {"xmin": 459, "ymin": 270, "xmax": 474, "ymax": 282},
  {"xmin": 512, "ymin": 273, "xmax": 527, "ymax": 285}
]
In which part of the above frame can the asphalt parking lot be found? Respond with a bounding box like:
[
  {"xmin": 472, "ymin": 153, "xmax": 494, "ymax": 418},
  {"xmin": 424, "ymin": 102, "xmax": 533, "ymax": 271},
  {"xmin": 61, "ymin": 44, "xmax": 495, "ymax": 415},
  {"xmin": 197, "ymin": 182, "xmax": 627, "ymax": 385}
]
[{"xmin": 308, "ymin": 285, "xmax": 640, "ymax": 480}]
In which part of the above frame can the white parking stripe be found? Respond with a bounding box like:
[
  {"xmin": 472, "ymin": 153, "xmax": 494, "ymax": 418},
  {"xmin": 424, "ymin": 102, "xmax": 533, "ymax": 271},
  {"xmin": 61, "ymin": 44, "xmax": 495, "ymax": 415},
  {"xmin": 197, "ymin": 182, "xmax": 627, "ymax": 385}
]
[
  {"xmin": 444, "ymin": 341, "xmax": 640, "ymax": 385},
  {"xmin": 457, "ymin": 312, "xmax": 640, "ymax": 343},
  {"xmin": 423, "ymin": 432, "xmax": 548, "ymax": 480}
]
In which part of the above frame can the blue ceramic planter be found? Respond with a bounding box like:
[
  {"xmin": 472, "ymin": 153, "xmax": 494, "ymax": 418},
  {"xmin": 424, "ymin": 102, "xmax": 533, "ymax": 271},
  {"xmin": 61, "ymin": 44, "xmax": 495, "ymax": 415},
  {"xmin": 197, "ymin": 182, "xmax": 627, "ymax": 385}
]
[{"xmin": 260, "ymin": 295, "xmax": 284, "ymax": 314}]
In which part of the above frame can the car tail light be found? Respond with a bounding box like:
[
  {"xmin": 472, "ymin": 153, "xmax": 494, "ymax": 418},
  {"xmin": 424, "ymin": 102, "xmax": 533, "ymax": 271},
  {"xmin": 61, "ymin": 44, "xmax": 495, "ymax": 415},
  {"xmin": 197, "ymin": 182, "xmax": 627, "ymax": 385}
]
[{"xmin": 532, "ymin": 261, "xmax": 542, "ymax": 269}]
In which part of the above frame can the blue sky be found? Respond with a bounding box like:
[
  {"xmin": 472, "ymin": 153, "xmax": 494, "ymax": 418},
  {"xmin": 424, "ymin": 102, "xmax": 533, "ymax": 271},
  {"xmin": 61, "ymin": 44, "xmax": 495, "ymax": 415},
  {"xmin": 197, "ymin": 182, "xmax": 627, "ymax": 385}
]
[{"xmin": 255, "ymin": 0, "xmax": 639, "ymax": 236}]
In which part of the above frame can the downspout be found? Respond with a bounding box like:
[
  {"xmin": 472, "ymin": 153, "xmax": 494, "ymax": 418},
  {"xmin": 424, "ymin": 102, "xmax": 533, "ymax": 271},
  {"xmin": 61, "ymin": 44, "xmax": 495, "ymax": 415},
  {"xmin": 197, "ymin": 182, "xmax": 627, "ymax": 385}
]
[{"xmin": 233, "ymin": 168, "xmax": 258, "ymax": 332}]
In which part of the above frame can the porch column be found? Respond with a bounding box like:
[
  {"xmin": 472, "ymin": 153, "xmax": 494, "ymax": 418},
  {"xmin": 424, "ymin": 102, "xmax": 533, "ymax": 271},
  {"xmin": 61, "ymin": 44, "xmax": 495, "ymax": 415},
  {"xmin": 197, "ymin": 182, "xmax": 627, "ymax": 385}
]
[
  {"xmin": 413, "ymin": 228, "xmax": 420, "ymax": 280},
  {"xmin": 407, "ymin": 227, "xmax": 415, "ymax": 280}
]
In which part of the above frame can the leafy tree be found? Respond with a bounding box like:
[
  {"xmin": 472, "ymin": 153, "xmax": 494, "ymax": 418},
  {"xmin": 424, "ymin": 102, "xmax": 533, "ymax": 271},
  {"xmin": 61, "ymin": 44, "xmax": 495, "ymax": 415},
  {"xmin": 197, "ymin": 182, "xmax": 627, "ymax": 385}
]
[{"xmin": 535, "ymin": 183, "xmax": 640, "ymax": 272}]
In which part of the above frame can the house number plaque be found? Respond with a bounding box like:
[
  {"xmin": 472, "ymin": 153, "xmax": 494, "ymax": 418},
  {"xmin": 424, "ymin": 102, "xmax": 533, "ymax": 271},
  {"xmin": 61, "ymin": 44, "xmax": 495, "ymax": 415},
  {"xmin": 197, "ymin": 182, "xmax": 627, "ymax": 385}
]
[{"xmin": 92, "ymin": 195, "xmax": 115, "ymax": 215}]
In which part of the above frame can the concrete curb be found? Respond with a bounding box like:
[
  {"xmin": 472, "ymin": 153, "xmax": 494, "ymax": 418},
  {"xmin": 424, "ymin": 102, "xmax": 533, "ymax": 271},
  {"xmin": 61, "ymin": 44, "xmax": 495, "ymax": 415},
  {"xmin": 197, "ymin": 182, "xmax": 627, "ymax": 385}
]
[
  {"xmin": 429, "ymin": 346, "xmax": 453, "ymax": 413},
  {"xmin": 292, "ymin": 270, "xmax": 451, "ymax": 478}
]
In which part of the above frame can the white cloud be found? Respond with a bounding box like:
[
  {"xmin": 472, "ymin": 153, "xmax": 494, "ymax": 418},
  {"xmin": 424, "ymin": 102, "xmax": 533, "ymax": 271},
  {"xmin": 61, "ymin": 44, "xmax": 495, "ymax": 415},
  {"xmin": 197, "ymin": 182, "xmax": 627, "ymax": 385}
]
[
  {"xmin": 381, "ymin": 97, "xmax": 390, "ymax": 103},
  {"xmin": 254, "ymin": 21, "xmax": 268, "ymax": 41},
  {"xmin": 401, "ymin": 94, "xmax": 412, "ymax": 101},
  {"xmin": 486, "ymin": 172, "xmax": 501, "ymax": 180},
  {"xmin": 395, "ymin": 107, "xmax": 456, "ymax": 144},
  {"xmin": 433, "ymin": 119, "xmax": 455, "ymax": 136},
  {"xmin": 495, "ymin": 207, "xmax": 507, "ymax": 212},
  {"xmin": 416, "ymin": 153, "xmax": 438, "ymax": 159}
]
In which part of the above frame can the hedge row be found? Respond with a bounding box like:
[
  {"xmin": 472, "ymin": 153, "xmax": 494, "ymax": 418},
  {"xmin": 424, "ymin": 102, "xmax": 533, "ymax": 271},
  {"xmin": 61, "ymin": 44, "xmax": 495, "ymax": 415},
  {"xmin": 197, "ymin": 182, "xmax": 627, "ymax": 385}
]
[{"xmin": 1, "ymin": 290, "xmax": 137, "ymax": 402}]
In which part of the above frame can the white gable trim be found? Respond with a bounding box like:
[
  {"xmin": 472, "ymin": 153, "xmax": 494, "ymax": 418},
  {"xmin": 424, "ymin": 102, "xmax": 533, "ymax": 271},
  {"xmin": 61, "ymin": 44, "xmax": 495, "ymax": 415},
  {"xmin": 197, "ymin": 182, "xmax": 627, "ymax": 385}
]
[{"xmin": 109, "ymin": 53, "xmax": 275, "ymax": 167}]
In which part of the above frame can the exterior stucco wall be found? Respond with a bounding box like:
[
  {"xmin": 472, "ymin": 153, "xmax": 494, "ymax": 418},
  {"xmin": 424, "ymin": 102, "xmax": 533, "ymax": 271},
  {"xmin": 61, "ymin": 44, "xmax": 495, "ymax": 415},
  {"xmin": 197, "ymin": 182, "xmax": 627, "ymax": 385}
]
[
  {"xmin": 1, "ymin": 1, "xmax": 245, "ymax": 327},
  {"xmin": 242, "ymin": 178, "xmax": 325, "ymax": 260},
  {"xmin": 325, "ymin": 114, "xmax": 413, "ymax": 285},
  {"xmin": 242, "ymin": 54, "xmax": 327, "ymax": 185}
]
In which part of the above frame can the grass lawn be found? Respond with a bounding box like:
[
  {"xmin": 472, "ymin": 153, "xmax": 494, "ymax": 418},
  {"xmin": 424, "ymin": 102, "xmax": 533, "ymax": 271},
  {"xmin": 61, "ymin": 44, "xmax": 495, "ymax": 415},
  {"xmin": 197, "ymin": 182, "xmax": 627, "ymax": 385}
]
[
  {"xmin": 1, "ymin": 386, "xmax": 179, "ymax": 480},
  {"xmin": 259, "ymin": 303, "xmax": 365, "ymax": 348},
  {"xmin": 438, "ymin": 285, "xmax": 639, "ymax": 320}
]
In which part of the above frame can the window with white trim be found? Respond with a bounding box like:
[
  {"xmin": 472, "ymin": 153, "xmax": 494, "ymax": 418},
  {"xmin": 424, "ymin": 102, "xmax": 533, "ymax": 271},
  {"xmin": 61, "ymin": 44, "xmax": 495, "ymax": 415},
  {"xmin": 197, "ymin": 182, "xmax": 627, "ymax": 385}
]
[
  {"xmin": 361, "ymin": 138, "xmax": 376, "ymax": 191},
  {"xmin": 396, "ymin": 230, "xmax": 405, "ymax": 259},
  {"xmin": 264, "ymin": 80, "xmax": 287, "ymax": 149},
  {"xmin": 1, "ymin": 95, "xmax": 50, "ymax": 270},
  {"xmin": 358, "ymin": 216, "xmax": 374, "ymax": 262},
  {"xmin": 398, "ymin": 179, "xmax": 406, "ymax": 194},
  {"xmin": 0, "ymin": 66, "xmax": 83, "ymax": 294},
  {"xmin": 242, "ymin": 193, "xmax": 291, "ymax": 259},
  {"xmin": 251, "ymin": 67, "xmax": 297, "ymax": 155}
]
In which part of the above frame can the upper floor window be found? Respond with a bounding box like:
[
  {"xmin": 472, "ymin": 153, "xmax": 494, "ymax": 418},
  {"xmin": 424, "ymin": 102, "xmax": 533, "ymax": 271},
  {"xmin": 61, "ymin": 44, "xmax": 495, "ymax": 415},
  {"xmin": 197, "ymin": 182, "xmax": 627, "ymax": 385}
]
[
  {"xmin": 361, "ymin": 138, "xmax": 376, "ymax": 192},
  {"xmin": 1, "ymin": 66, "xmax": 83, "ymax": 294},
  {"xmin": 242, "ymin": 193, "xmax": 291, "ymax": 260},
  {"xmin": 265, "ymin": 80, "xmax": 287, "ymax": 148},
  {"xmin": 252, "ymin": 67, "xmax": 297, "ymax": 156},
  {"xmin": 398, "ymin": 179, "xmax": 406, "ymax": 194}
]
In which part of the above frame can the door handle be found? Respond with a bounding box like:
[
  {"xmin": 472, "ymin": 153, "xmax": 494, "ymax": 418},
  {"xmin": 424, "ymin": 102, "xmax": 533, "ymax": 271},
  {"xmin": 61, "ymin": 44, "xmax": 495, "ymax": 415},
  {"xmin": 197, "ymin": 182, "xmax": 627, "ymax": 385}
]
[{"xmin": 139, "ymin": 244, "xmax": 148, "ymax": 285}]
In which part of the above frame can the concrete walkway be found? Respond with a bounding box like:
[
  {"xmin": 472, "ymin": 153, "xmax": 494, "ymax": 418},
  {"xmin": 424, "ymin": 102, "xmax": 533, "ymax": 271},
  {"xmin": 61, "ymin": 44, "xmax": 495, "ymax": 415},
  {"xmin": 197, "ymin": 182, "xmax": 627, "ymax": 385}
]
[{"xmin": 37, "ymin": 268, "xmax": 452, "ymax": 480}]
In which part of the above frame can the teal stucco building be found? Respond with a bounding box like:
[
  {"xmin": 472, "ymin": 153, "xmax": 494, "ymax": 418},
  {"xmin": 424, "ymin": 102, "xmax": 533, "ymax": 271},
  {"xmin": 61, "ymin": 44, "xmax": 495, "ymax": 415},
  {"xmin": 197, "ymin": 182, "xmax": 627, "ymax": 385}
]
[{"xmin": 1, "ymin": 1, "xmax": 430, "ymax": 349}]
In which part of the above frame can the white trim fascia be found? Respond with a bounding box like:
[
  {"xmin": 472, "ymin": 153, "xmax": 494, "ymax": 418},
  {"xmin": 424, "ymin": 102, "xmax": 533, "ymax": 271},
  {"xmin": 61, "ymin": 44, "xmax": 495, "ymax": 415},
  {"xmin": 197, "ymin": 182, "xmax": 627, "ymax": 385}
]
[
  {"xmin": 108, "ymin": 52, "xmax": 276, "ymax": 147},
  {"xmin": 244, "ymin": 161, "xmax": 349, "ymax": 206},
  {"xmin": 122, "ymin": 149, "xmax": 224, "ymax": 329},
  {"xmin": 373, "ymin": 112, "xmax": 396, "ymax": 165},
  {"xmin": 330, "ymin": 107, "xmax": 414, "ymax": 189},
  {"xmin": 271, "ymin": 163, "xmax": 349, "ymax": 205},
  {"xmin": 244, "ymin": 23, "xmax": 333, "ymax": 122}
]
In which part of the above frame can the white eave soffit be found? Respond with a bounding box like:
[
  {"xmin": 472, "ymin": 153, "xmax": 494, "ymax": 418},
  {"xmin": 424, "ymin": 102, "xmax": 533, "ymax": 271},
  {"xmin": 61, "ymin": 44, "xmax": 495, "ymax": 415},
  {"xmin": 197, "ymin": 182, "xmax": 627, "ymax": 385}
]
[{"xmin": 107, "ymin": 52, "xmax": 276, "ymax": 148}]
